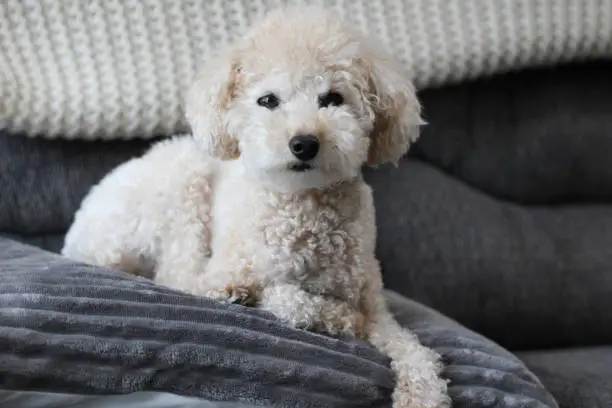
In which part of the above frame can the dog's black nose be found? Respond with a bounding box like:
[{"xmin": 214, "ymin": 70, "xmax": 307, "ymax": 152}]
[{"xmin": 289, "ymin": 135, "xmax": 319, "ymax": 161}]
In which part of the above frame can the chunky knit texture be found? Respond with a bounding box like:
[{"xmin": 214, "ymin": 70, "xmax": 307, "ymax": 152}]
[{"xmin": 1, "ymin": 0, "xmax": 611, "ymax": 140}]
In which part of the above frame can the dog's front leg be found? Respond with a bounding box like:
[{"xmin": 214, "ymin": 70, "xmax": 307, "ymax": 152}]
[
  {"xmin": 259, "ymin": 283, "xmax": 368, "ymax": 339},
  {"xmin": 361, "ymin": 262, "xmax": 450, "ymax": 408},
  {"xmin": 367, "ymin": 311, "xmax": 450, "ymax": 408},
  {"xmin": 366, "ymin": 301, "xmax": 450, "ymax": 408}
]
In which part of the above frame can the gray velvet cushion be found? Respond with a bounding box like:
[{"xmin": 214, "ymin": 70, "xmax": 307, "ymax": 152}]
[{"xmin": 0, "ymin": 238, "xmax": 557, "ymax": 408}]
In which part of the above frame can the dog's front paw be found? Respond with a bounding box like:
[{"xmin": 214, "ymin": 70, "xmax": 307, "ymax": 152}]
[
  {"xmin": 205, "ymin": 283, "xmax": 260, "ymax": 306},
  {"xmin": 350, "ymin": 311, "xmax": 369, "ymax": 340},
  {"xmin": 311, "ymin": 310, "xmax": 368, "ymax": 339},
  {"xmin": 392, "ymin": 371, "xmax": 451, "ymax": 408}
]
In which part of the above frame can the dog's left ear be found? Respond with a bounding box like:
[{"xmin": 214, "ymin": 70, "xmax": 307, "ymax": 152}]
[
  {"xmin": 185, "ymin": 48, "xmax": 242, "ymax": 160},
  {"xmin": 360, "ymin": 50, "xmax": 423, "ymax": 167}
]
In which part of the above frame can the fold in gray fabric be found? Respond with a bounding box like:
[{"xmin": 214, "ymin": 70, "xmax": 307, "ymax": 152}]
[
  {"xmin": 365, "ymin": 159, "xmax": 612, "ymax": 351},
  {"xmin": 0, "ymin": 238, "xmax": 557, "ymax": 408}
]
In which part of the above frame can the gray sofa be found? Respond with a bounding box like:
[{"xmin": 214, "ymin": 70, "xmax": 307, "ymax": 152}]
[{"xmin": 0, "ymin": 59, "xmax": 610, "ymax": 408}]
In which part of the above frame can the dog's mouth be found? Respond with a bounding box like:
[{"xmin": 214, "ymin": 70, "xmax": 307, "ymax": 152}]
[{"xmin": 289, "ymin": 162, "xmax": 314, "ymax": 172}]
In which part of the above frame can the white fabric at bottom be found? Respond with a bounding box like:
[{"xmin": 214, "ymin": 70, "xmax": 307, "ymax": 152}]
[{"xmin": 0, "ymin": 390, "xmax": 255, "ymax": 408}]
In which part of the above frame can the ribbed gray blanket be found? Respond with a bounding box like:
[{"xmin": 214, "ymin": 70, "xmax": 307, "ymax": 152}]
[{"xmin": 0, "ymin": 237, "xmax": 557, "ymax": 408}]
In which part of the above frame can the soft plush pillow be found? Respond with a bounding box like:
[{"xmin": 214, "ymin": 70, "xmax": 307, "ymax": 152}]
[{"xmin": 0, "ymin": 238, "xmax": 557, "ymax": 408}]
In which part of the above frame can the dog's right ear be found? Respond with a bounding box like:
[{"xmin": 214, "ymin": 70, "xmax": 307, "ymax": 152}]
[{"xmin": 185, "ymin": 49, "xmax": 241, "ymax": 160}]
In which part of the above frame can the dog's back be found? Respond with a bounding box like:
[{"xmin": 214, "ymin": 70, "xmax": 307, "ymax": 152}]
[{"xmin": 62, "ymin": 135, "xmax": 218, "ymax": 284}]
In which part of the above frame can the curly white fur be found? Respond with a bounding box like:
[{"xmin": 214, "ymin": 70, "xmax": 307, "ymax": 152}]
[{"xmin": 62, "ymin": 6, "xmax": 450, "ymax": 408}]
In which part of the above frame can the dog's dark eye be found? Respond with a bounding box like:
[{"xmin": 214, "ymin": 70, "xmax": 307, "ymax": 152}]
[
  {"xmin": 318, "ymin": 91, "xmax": 344, "ymax": 108},
  {"xmin": 257, "ymin": 93, "xmax": 280, "ymax": 110}
]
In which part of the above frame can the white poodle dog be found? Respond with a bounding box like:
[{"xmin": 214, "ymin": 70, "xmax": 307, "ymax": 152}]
[{"xmin": 62, "ymin": 6, "xmax": 450, "ymax": 408}]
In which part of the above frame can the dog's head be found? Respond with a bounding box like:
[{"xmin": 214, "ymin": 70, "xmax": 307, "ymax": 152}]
[{"xmin": 186, "ymin": 6, "xmax": 422, "ymax": 193}]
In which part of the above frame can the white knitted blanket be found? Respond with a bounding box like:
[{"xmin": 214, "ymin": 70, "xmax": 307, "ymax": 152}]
[{"xmin": 1, "ymin": 0, "xmax": 611, "ymax": 140}]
